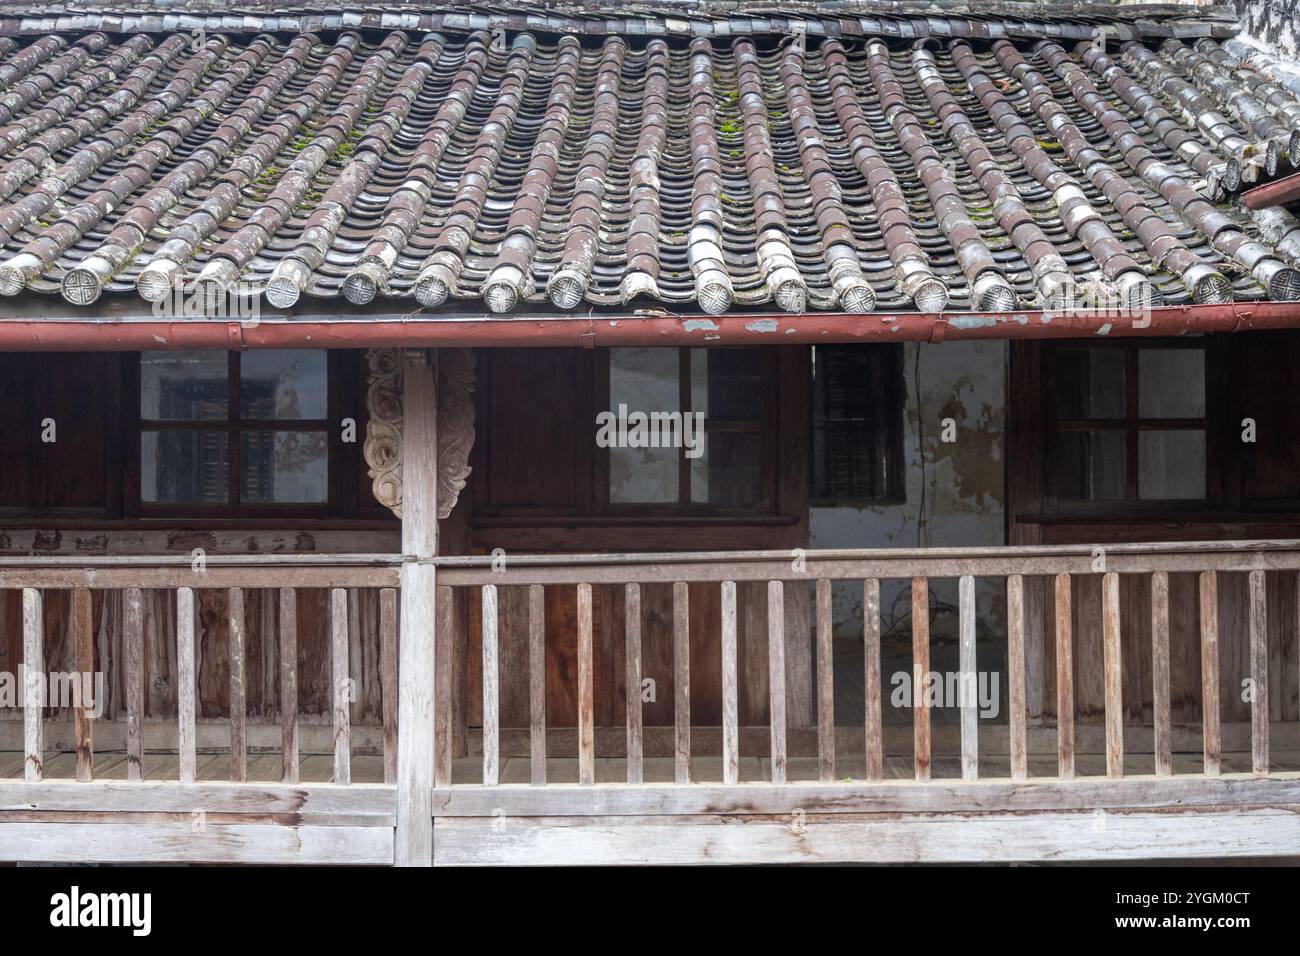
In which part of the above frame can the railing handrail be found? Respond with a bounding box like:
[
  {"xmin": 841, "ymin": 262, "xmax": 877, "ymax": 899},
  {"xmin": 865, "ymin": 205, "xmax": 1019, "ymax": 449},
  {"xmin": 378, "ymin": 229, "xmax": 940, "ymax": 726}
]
[
  {"xmin": 433, "ymin": 538, "xmax": 1300, "ymax": 585},
  {"xmin": 0, "ymin": 554, "xmax": 401, "ymax": 589},
  {"xmin": 0, "ymin": 553, "xmax": 401, "ymax": 568}
]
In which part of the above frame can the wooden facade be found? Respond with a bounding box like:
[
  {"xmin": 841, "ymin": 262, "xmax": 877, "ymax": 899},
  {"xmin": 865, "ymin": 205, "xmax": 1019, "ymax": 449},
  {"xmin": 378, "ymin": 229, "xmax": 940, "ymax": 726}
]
[{"xmin": 2, "ymin": 339, "xmax": 1300, "ymax": 865}]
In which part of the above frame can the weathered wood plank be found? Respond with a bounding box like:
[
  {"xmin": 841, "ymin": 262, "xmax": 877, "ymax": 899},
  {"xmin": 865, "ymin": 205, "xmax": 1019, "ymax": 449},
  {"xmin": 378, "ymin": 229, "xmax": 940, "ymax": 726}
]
[
  {"xmin": 577, "ymin": 582, "xmax": 594, "ymax": 786},
  {"xmin": 1055, "ymin": 573, "xmax": 1074, "ymax": 780},
  {"xmin": 1151, "ymin": 571, "xmax": 1172, "ymax": 778},
  {"xmin": 1007, "ymin": 575, "xmax": 1026, "ymax": 782},
  {"xmin": 331, "ymin": 587, "xmax": 351, "ymax": 786},
  {"xmin": 228, "ymin": 586, "xmax": 246, "ymax": 783},
  {"xmin": 959, "ymin": 575, "xmax": 977, "ymax": 782},
  {"xmin": 431, "ymin": 809, "xmax": 1300, "ymax": 866},
  {"xmin": 721, "ymin": 580, "xmax": 739, "ymax": 785},
  {"xmin": 1200, "ymin": 570, "xmax": 1221, "ymax": 777},
  {"xmin": 1103, "ymin": 571, "xmax": 1123, "ymax": 780},
  {"xmin": 22, "ymin": 588, "xmax": 42, "ymax": 783},
  {"xmin": 0, "ymin": 823, "xmax": 394, "ymax": 866},
  {"xmin": 863, "ymin": 578, "xmax": 882, "ymax": 782},
  {"xmin": 625, "ymin": 583, "xmax": 643, "ymax": 785},
  {"xmin": 0, "ymin": 781, "xmax": 397, "ymax": 817},
  {"xmin": 279, "ymin": 587, "xmax": 298, "ymax": 785},
  {"xmin": 767, "ymin": 580, "xmax": 787, "ymax": 784},
  {"xmin": 1249, "ymin": 569, "xmax": 1268, "ymax": 775},
  {"xmin": 434, "ymin": 584, "xmax": 454, "ymax": 789},
  {"xmin": 176, "ymin": 587, "xmax": 196, "ymax": 785},
  {"xmin": 673, "ymin": 581, "xmax": 690, "ymax": 785},
  {"xmin": 122, "ymin": 587, "xmax": 144, "ymax": 782},
  {"xmin": 912, "ymin": 577, "xmax": 930, "ymax": 782},
  {"xmin": 379, "ymin": 586, "xmax": 398, "ymax": 786},
  {"xmin": 815, "ymin": 578, "xmax": 834, "ymax": 783},
  {"xmin": 481, "ymin": 584, "xmax": 499, "ymax": 787},
  {"xmin": 73, "ymin": 587, "xmax": 93, "ymax": 782},
  {"xmin": 529, "ymin": 583, "xmax": 547, "ymax": 786}
]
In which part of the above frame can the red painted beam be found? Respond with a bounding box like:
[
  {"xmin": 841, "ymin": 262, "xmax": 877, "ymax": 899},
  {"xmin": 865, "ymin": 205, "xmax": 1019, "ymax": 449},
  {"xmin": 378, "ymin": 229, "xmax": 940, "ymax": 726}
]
[
  {"xmin": 0, "ymin": 301, "xmax": 1297, "ymax": 351},
  {"xmin": 1244, "ymin": 170, "xmax": 1300, "ymax": 210}
]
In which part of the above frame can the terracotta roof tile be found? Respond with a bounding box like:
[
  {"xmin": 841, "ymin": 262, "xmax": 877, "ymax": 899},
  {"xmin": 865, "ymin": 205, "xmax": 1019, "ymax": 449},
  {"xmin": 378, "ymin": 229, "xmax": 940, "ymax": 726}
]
[{"xmin": 0, "ymin": 10, "xmax": 1295, "ymax": 317}]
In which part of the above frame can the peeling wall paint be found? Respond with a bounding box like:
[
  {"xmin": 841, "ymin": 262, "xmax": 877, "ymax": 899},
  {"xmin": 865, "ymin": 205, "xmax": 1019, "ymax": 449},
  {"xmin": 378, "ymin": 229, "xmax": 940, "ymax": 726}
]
[
  {"xmin": 1237, "ymin": 0, "xmax": 1300, "ymax": 59},
  {"xmin": 809, "ymin": 341, "xmax": 1008, "ymax": 718}
]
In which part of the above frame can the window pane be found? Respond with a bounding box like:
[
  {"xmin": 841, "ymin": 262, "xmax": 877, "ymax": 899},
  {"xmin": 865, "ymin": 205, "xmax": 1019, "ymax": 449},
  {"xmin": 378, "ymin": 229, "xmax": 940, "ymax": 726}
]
[
  {"xmin": 1056, "ymin": 430, "xmax": 1125, "ymax": 501},
  {"xmin": 691, "ymin": 348, "xmax": 762, "ymax": 420},
  {"xmin": 811, "ymin": 344, "xmax": 903, "ymax": 501},
  {"xmin": 141, "ymin": 430, "xmax": 228, "ymax": 503},
  {"xmin": 141, "ymin": 352, "xmax": 228, "ymax": 420},
  {"xmin": 1139, "ymin": 430, "xmax": 1206, "ymax": 500},
  {"xmin": 608, "ymin": 348, "xmax": 680, "ymax": 504},
  {"xmin": 1052, "ymin": 348, "xmax": 1125, "ymax": 419},
  {"xmin": 691, "ymin": 431, "xmax": 760, "ymax": 506},
  {"xmin": 1138, "ymin": 349, "xmax": 1205, "ymax": 418},
  {"xmin": 240, "ymin": 431, "xmax": 328, "ymax": 503},
  {"xmin": 240, "ymin": 350, "xmax": 327, "ymax": 420}
]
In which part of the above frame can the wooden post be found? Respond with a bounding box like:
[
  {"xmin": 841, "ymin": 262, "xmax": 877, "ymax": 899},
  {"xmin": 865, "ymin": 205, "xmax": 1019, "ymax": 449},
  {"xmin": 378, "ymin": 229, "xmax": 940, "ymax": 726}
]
[
  {"xmin": 228, "ymin": 586, "xmax": 246, "ymax": 783},
  {"xmin": 1249, "ymin": 569, "xmax": 1268, "ymax": 775},
  {"xmin": 958, "ymin": 575, "xmax": 977, "ymax": 782},
  {"xmin": 331, "ymin": 587, "xmax": 351, "ymax": 785},
  {"xmin": 379, "ymin": 587, "xmax": 398, "ymax": 786},
  {"xmin": 529, "ymin": 584, "xmax": 547, "ymax": 786},
  {"xmin": 434, "ymin": 584, "xmax": 455, "ymax": 788},
  {"xmin": 721, "ymin": 580, "xmax": 739, "ymax": 785},
  {"xmin": 124, "ymin": 587, "xmax": 144, "ymax": 782},
  {"xmin": 1007, "ymin": 575, "xmax": 1027, "ymax": 782},
  {"xmin": 912, "ymin": 577, "xmax": 930, "ymax": 782},
  {"xmin": 73, "ymin": 588, "xmax": 94, "ymax": 782},
  {"xmin": 481, "ymin": 584, "xmax": 499, "ymax": 787},
  {"xmin": 177, "ymin": 587, "xmax": 196, "ymax": 785},
  {"xmin": 767, "ymin": 580, "xmax": 787, "ymax": 784},
  {"xmin": 22, "ymin": 588, "xmax": 43, "ymax": 783},
  {"xmin": 863, "ymin": 578, "xmax": 882, "ymax": 782},
  {"xmin": 1055, "ymin": 573, "xmax": 1074, "ymax": 780},
  {"xmin": 577, "ymin": 582, "xmax": 595, "ymax": 785},
  {"xmin": 1199, "ymin": 570, "xmax": 1220, "ymax": 777},
  {"xmin": 815, "ymin": 578, "xmax": 834, "ymax": 783},
  {"xmin": 672, "ymin": 582, "xmax": 690, "ymax": 785},
  {"xmin": 624, "ymin": 583, "xmax": 643, "ymax": 785},
  {"xmin": 1150, "ymin": 572, "xmax": 1171, "ymax": 778},
  {"xmin": 396, "ymin": 350, "xmax": 438, "ymax": 866},
  {"xmin": 279, "ymin": 587, "xmax": 298, "ymax": 785},
  {"xmin": 1102, "ymin": 572, "xmax": 1123, "ymax": 780}
]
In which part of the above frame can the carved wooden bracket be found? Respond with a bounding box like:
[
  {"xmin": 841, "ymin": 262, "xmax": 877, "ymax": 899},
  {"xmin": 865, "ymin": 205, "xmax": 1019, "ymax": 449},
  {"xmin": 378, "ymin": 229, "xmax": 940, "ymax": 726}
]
[{"xmin": 363, "ymin": 347, "xmax": 476, "ymax": 520}]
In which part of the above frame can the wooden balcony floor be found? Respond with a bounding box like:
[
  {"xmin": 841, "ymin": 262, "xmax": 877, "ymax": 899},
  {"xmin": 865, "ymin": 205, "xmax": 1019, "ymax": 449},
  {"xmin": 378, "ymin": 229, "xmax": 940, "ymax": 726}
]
[{"xmin": 5, "ymin": 748, "xmax": 1299, "ymax": 785}]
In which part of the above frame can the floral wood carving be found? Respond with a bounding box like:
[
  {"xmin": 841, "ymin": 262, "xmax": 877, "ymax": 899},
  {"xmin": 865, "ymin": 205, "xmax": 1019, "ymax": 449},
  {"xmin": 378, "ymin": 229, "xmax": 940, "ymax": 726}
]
[{"xmin": 363, "ymin": 347, "xmax": 476, "ymax": 520}]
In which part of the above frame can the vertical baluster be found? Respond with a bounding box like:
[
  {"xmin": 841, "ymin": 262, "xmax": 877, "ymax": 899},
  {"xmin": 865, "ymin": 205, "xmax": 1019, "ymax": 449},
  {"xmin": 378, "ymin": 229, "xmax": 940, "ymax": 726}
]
[
  {"xmin": 529, "ymin": 584, "xmax": 547, "ymax": 786},
  {"xmin": 124, "ymin": 586, "xmax": 145, "ymax": 783},
  {"xmin": 228, "ymin": 586, "xmax": 246, "ymax": 783},
  {"xmin": 22, "ymin": 588, "xmax": 43, "ymax": 783},
  {"xmin": 1199, "ymin": 570, "xmax": 1220, "ymax": 777},
  {"xmin": 1151, "ymin": 571, "xmax": 1172, "ymax": 778},
  {"xmin": 767, "ymin": 580, "xmax": 787, "ymax": 784},
  {"xmin": 959, "ymin": 575, "xmax": 978, "ymax": 782},
  {"xmin": 1055, "ymin": 573, "xmax": 1074, "ymax": 780},
  {"xmin": 912, "ymin": 577, "xmax": 931, "ymax": 782},
  {"xmin": 331, "ymin": 587, "xmax": 351, "ymax": 785},
  {"xmin": 816, "ymin": 578, "xmax": 834, "ymax": 783},
  {"xmin": 863, "ymin": 578, "xmax": 882, "ymax": 782},
  {"xmin": 434, "ymin": 585, "xmax": 454, "ymax": 789},
  {"xmin": 73, "ymin": 588, "xmax": 94, "ymax": 782},
  {"xmin": 481, "ymin": 584, "xmax": 499, "ymax": 787},
  {"xmin": 1249, "ymin": 569, "xmax": 1269, "ymax": 775},
  {"xmin": 721, "ymin": 580, "xmax": 739, "ymax": 785},
  {"xmin": 1103, "ymin": 572, "xmax": 1123, "ymax": 780},
  {"xmin": 577, "ymin": 583, "xmax": 595, "ymax": 786},
  {"xmin": 177, "ymin": 587, "xmax": 196, "ymax": 785},
  {"xmin": 379, "ymin": 587, "xmax": 398, "ymax": 785},
  {"xmin": 673, "ymin": 581, "xmax": 690, "ymax": 785},
  {"xmin": 1007, "ymin": 575, "xmax": 1027, "ymax": 782},
  {"xmin": 625, "ymin": 583, "xmax": 643, "ymax": 784},
  {"xmin": 279, "ymin": 587, "xmax": 298, "ymax": 785}
]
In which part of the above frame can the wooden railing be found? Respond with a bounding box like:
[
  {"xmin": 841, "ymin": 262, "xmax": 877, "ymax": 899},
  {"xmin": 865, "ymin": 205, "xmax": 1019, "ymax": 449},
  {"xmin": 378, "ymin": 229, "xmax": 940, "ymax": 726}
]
[
  {"xmin": 0, "ymin": 555, "xmax": 400, "ymax": 787},
  {"xmin": 435, "ymin": 540, "xmax": 1300, "ymax": 789}
]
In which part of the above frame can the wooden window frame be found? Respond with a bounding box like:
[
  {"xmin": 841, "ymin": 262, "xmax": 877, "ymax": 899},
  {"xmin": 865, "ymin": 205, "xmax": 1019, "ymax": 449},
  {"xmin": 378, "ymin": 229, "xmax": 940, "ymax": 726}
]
[{"xmin": 125, "ymin": 350, "xmax": 357, "ymax": 520}]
